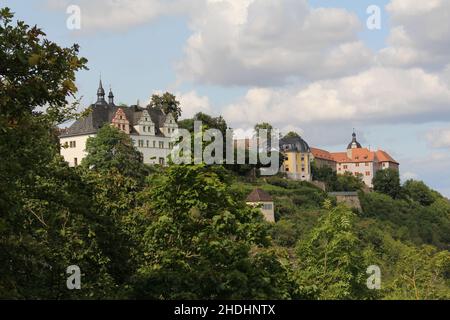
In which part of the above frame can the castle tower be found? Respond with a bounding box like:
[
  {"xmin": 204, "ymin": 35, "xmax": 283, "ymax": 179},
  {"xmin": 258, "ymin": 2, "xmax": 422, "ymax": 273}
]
[
  {"xmin": 347, "ymin": 130, "xmax": 362, "ymax": 158},
  {"xmin": 96, "ymin": 79, "xmax": 106, "ymax": 103},
  {"xmin": 108, "ymin": 87, "xmax": 115, "ymax": 105}
]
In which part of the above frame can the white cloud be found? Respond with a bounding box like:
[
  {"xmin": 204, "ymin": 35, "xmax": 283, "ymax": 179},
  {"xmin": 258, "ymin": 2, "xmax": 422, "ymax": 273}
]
[
  {"xmin": 379, "ymin": 0, "xmax": 450, "ymax": 70},
  {"xmin": 426, "ymin": 128, "xmax": 450, "ymax": 148},
  {"xmin": 223, "ymin": 67, "xmax": 450, "ymax": 130},
  {"xmin": 177, "ymin": 0, "xmax": 373, "ymax": 85},
  {"xmin": 177, "ymin": 90, "xmax": 212, "ymax": 119},
  {"xmin": 48, "ymin": 0, "xmax": 191, "ymax": 32}
]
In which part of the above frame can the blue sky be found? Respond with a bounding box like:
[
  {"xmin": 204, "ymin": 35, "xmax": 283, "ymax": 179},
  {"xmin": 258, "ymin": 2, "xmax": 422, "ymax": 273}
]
[{"xmin": 4, "ymin": 0, "xmax": 450, "ymax": 197}]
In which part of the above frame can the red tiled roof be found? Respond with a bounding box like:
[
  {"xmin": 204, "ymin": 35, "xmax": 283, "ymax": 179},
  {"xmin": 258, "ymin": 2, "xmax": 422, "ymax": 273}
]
[
  {"xmin": 330, "ymin": 148, "xmax": 374, "ymax": 163},
  {"xmin": 311, "ymin": 147, "xmax": 335, "ymax": 161},
  {"xmin": 246, "ymin": 188, "xmax": 273, "ymax": 202},
  {"xmin": 376, "ymin": 150, "xmax": 398, "ymax": 164},
  {"xmin": 331, "ymin": 152, "xmax": 350, "ymax": 163},
  {"xmin": 309, "ymin": 138, "xmax": 399, "ymax": 165}
]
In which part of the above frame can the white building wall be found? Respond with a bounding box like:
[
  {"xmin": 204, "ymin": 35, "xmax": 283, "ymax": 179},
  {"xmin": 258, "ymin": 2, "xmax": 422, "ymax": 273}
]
[
  {"xmin": 338, "ymin": 161, "xmax": 375, "ymax": 187},
  {"xmin": 247, "ymin": 201, "xmax": 275, "ymax": 223},
  {"xmin": 60, "ymin": 134, "xmax": 95, "ymax": 167},
  {"xmin": 130, "ymin": 135, "xmax": 173, "ymax": 165}
]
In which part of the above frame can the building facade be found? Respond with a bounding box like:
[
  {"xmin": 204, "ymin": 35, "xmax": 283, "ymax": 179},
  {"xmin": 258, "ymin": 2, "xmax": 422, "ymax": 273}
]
[
  {"xmin": 246, "ymin": 188, "xmax": 275, "ymax": 223},
  {"xmin": 311, "ymin": 132, "xmax": 399, "ymax": 188},
  {"xmin": 59, "ymin": 81, "xmax": 178, "ymax": 167},
  {"xmin": 279, "ymin": 136, "xmax": 312, "ymax": 181}
]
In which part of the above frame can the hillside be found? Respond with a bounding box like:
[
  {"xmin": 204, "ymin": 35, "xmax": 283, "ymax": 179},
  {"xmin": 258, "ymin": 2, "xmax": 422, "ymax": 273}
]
[{"xmin": 230, "ymin": 174, "xmax": 450, "ymax": 299}]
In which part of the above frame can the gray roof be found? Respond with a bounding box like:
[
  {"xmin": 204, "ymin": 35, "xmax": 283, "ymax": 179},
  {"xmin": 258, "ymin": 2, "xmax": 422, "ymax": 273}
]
[
  {"xmin": 280, "ymin": 136, "xmax": 311, "ymax": 153},
  {"xmin": 60, "ymin": 100, "xmax": 170, "ymax": 137}
]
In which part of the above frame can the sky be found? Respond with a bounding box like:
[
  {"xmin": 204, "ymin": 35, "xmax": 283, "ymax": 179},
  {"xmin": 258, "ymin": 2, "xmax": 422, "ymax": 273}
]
[{"xmin": 3, "ymin": 0, "xmax": 450, "ymax": 197}]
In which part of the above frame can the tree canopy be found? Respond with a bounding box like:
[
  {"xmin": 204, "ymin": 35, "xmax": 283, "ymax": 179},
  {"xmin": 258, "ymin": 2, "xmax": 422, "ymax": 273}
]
[
  {"xmin": 1, "ymin": 7, "xmax": 449, "ymax": 301},
  {"xmin": 149, "ymin": 92, "xmax": 181, "ymax": 120}
]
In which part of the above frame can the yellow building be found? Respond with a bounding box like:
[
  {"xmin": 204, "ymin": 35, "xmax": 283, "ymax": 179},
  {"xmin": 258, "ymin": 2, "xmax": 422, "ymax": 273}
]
[{"xmin": 280, "ymin": 136, "xmax": 312, "ymax": 181}]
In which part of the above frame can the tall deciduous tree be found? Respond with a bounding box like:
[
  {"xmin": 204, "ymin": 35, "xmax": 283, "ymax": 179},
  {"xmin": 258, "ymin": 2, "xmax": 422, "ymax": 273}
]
[
  {"xmin": 403, "ymin": 179, "xmax": 436, "ymax": 206},
  {"xmin": 131, "ymin": 164, "xmax": 292, "ymax": 299},
  {"xmin": 149, "ymin": 92, "xmax": 181, "ymax": 120},
  {"xmin": 373, "ymin": 168, "xmax": 401, "ymax": 199},
  {"xmin": 82, "ymin": 125, "xmax": 149, "ymax": 182},
  {"xmin": 0, "ymin": 8, "xmax": 118, "ymax": 299},
  {"xmin": 294, "ymin": 201, "xmax": 370, "ymax": 299}
]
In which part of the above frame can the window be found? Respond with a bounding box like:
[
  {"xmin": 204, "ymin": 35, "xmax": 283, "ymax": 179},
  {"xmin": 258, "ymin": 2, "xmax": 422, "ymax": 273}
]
[
  {"xmin": 356, "ymin": 163, "xmax": 359, "ymax": 167},
  {"xmin": 343, "ymin": 165, "xmax": 348, "ymax": 169},
  {"xmin": 285, "ymin": 167, "xmax": 289, "ymax": 172},
  {"xmin": 159, "ymin": 141, "xmax": 164, "ymax": 149},
  {"xmin": 159, "ymin": 157, "xmax": 165, "ymax": 165},
  {"xmin": 365, "ymin": 171, "xmax": 371, "ymax": 176},
  {"xmin": 263, "ymin": 203, "xmax": 272, "ymax": 210},
  {"xmin": 169, "ymin": 142, "xmax": 173, "ymax": 149},
  {"xmin": 365, "ymin": 162, "xmax": 369, "ymax": 166},
  {"xmin": 74, "ymin": 158, "xmax": 78, "ymax": 166},
  {"xmin": 69, "ymin": 141, "xmax": 76, "ymax": 148},
  {"xmin": 153, "ymin": 141, "xmax": 156, "ymax": 148},
  {"xmin": 146, "ymin": 140, "xmax": 149, "ymax": 148},
  {"xmin": 301, "ymin": 168, "xmax": 305, "ymax": 172},
  {"xmin": 138, "ymin": 140, "xmax": 144, "ymax": 147},
  {"xmin": 143, "ymin": 126, "xmax": 146, "ymax": 132}
]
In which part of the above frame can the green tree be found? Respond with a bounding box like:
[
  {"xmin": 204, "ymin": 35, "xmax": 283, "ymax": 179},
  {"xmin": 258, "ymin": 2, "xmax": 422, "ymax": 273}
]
[
  {"xmin": 131, "ymin": 165, "xmax": 291, "ymax": 299},
  {"xmin": 283, "ymin": 131, "xmax": 300, "ymax": 139},
  {"xmin": 403, "ymin": 179, "xmax": 436, "ymax": 206},
  {"xmin": 0, "ymin": 8, "xmax": 119, "ymax": 298},
  {"xmin": 178, "ymin": 112, "xmax": 228, "ymax": 137},
  {"xmin": 373, "ymin": 168, "xmax": 401, "ymax": 198},
  {"xmin": 335, "ymin": 172, "xmax": 365, "ymax": 192},
  {"xmin": 311, "ymin": 162, "xmax": 338, "ymax": 191},
  {"xmin": 254, "ymin": 122, "xmax": 274, "ymax": 149},
  {"xmin": 82, "ymin": 125, "xmax": 149, "ymax": 182},
  {"xmin": 294, "ymin": 201, "xmax": 370, "ymax": 299},
  {"xmin": 149, "ymin": 92, "xmax": 181, "ymax": 120},
  {"xmin": 383, "ymin": 240, "xmax": 450, "ymax": 300}
]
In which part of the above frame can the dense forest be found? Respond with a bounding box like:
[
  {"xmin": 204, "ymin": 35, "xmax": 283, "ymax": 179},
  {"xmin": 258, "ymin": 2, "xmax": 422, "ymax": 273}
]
[{"xmin": 1, "ymin": 8, "xmax": 449, "ymax": 300}]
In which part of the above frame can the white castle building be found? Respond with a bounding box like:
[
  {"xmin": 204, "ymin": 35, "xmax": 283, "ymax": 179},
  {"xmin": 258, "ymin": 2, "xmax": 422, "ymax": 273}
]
[
  {"xmin": 311, "ymin": 132, "xmax": 399, "ymax": 187},
  {"xmin": 59, "ymin": 81, "xmax": 178, "ymax": 167}
]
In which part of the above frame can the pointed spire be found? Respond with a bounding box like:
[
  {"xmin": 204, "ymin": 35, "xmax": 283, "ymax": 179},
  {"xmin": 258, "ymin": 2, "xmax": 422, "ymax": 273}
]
[
  {"xmin": 108, "ymin": 85, "xmax": 114, "ymax": 105},
  {"xmin": 97, "ymin": 76, "xmax": 106, "ymax": 103}
]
